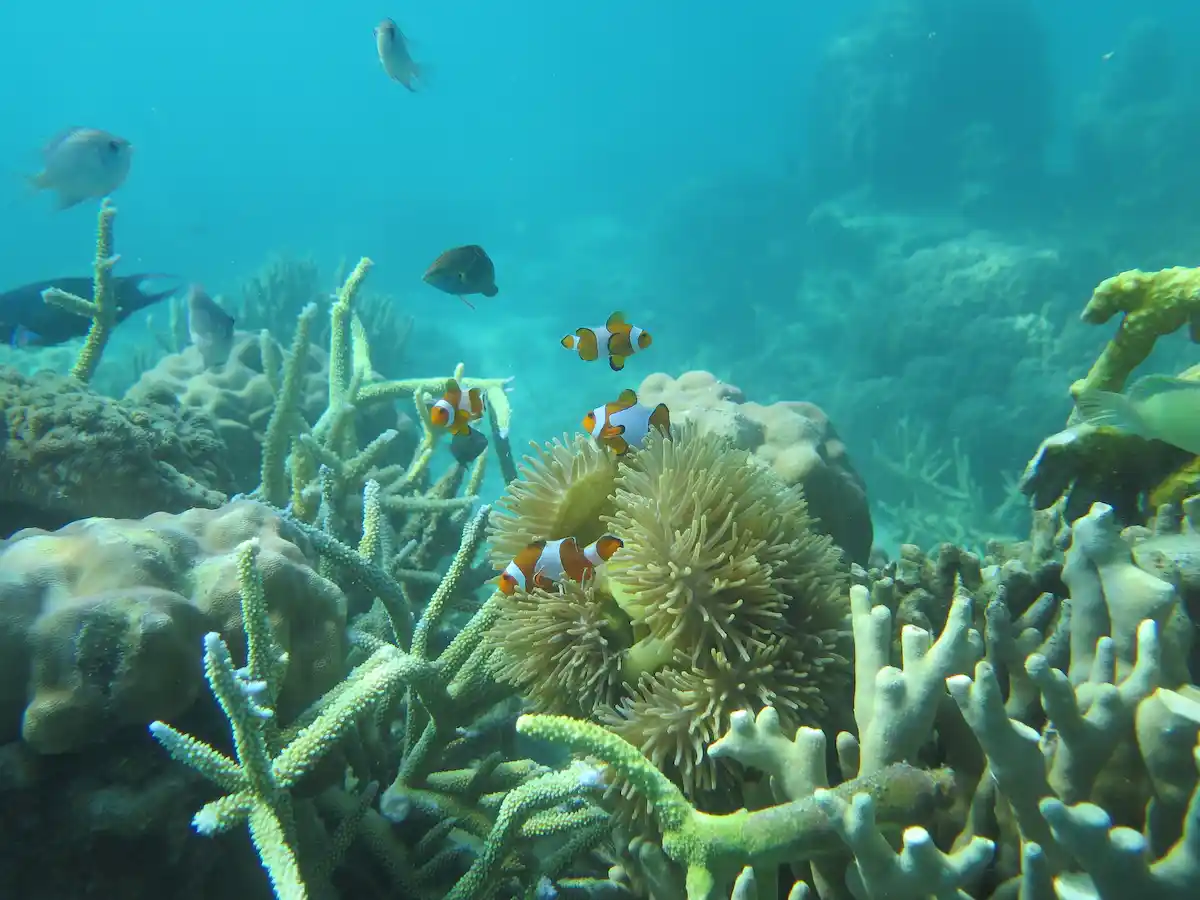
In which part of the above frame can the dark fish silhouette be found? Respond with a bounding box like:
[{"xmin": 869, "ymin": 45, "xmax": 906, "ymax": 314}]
[
  {"xmin": 423, "ymin": 245, "xmax": 498, "ymax": 309},
  {"xmin": 1, "ymin": 274, "xmax": 181, "ymax": 346}
]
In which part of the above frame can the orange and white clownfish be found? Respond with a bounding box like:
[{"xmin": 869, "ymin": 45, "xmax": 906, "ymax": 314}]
[
  {"xmin": 583, "ymin": 388, "xmax": 670, "ymax": 455},
  {"xmin": 428, "ymin": 378, "xmax": 485, "ymax": 436},
  {"xmin": 560, "ymin": 311, "xmax": 652, "ymax": 372},
  {"xmin": 497, "ymin": 534, "xmax": 624, "ymax": 595}
]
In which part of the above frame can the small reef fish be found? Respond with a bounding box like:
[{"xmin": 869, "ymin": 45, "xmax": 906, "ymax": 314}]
[
  {"xmin": 498, "ymin": 535, "xmax": 624, "ymax": 595},
  {"xmin": 561, "ymin": 311, "xmax": 653, "ymax": 372},
  {"xmin": 1074, "ymin": 374, "xmax": 1200, "ymax": 455},
  {"xmin": 583, "ymin": 388, "xmax": 671, "ymax": 455},
  {"xmin": 375, "ymin": 18, "xmax": 423, "ymax": 91},
  {"xmin": 450, "ymin": 427, "xmax": 489, "ymax": 464},
  {"xmin": 30, "ymin": 128, "xmax": 133, "ymax": 209},
  {"xmin": 428, "ymin": 378, "xmax": 485, "ymax": 436},
  {"xmin": 1, "ymin": 275, "xmax": 180, "ymax": 347},
  {"xmin": 423, "ymin": 245, "xmax": 498, "ymax": 308},
  {"xmin": 186, "ymin": 285, "xmax": 235, "ymax": 370}
]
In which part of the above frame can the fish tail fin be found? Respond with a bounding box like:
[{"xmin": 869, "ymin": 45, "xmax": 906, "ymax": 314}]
[
  {"xmin": 1074, "ymin": 388, "xmax": 1150, "ymax": 438},
  {"xmin": 560, "ymin": 334, "xmax": 577, "ymax": 351}
]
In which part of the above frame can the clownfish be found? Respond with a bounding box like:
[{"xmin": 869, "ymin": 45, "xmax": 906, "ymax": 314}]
[
  {"xmin": 498, "ymin": 534, "xmax": 624, "ymax": 595},
  {"xmin": 583, "ymin": 388, "xmax": 670, "ymax": 455},
  {"xmin": 561, "ymin": 311, "xmax": 652, "ymax": 372},
  {"xmin": 428, "ymin": 378, "xmax": 485, "ymax": 436}
]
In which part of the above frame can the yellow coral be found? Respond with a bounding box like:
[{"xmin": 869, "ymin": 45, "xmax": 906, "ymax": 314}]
[
  {"xmin": 1071, "ymin": 266, "xmax": 1200, "ymax": 399},
  {"xmin": 486, "ymin": 433, "xmax": 619, "ymax": 569}
]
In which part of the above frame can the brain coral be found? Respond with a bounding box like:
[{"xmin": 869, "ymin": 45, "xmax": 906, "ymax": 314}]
[
  {"xmin": 637, "ymin": 370, "xmax": 873, "ymax": 564},
  {"xmin": 0, "ymin": 499, "xmax": 347, "ymax": 753},
  {"xmin": 486, "ymin": 424, "xmax": 850, "ymax": 804},
  {"xmin": 125, "ymin": 331, "xmax": 333, "ymax": 493},
  {"xmin": 0, "ymin": 366, "xmax": 234, "ymax": 536}
]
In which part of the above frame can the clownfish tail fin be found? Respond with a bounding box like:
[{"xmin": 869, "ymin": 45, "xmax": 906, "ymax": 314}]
[{"xmin": 649, "ymin": 403, "xmax": 671, "ymax": 435}]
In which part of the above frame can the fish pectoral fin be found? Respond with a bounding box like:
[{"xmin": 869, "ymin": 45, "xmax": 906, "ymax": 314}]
[
  {"xmin": 1074, "ymin": 388, "xmax": 1149, "ymax": 437},
  {"xmin": 608, "ymin": 435, "xmax": 631, "ymax": 455}
]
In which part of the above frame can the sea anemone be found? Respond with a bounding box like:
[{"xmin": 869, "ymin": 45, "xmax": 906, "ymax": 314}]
[
  {"xmin": 488, "ymin": 580, "xmax": 631, "ymax": 717},
  {"xmin": 604, "ymin": 423, "xmax": 848, "ymax": 667},
  {"xmin": 487, "ymin": 434, "xmax": 619, "ymax": 570}
]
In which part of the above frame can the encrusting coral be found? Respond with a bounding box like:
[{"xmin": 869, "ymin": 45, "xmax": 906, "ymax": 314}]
[
  {"xmin": 0, "ymin": 365, "xmax": 235, "ymax": 535},
  {"xmin": 487, "ymin": 423, "xmax": 851, "ymax": 804}
]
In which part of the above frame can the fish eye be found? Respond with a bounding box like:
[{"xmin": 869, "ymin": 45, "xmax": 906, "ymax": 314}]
[{"xmin": 107, "ymin": 140, "xmax": 120, "ymax": 152}]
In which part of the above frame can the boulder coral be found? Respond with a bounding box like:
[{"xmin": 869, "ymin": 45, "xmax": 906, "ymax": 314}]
[
  {"xmin": 0, "ymin": 499, "xmax": 347, "ymax": 753},
  {"xmin": 637, "ymin": 370, "xmax": 873, "ymax": 564},
  {"xmin": 486, "ymin": 424, "xmax": 850, "ymax": 804},
  {"xmin": 0, "ymin": 366, "xmax": 234, "ymax": 537},
  {"xmin": 127, "ymin": 332, "xmax": 352, "ymax": 494}
]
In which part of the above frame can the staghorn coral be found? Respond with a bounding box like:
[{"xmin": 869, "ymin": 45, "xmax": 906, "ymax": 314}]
[
  {"xmin": 488, "ymin": 424, "xmax": 850, "ymax": 807},
  {"xmin": 0, "ymin": 365, "xmax": 234, "ymax": 535}
]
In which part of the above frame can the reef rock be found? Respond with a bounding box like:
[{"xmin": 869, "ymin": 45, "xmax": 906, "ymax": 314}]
[
  {"xmin": 637, "ymin": 369, "xmax": 873, "ymax": 564},
  {"xmin": 0, "ymin": 499, "xmax": 347, "ymax": 753},
  {"xmin": 0, "ymin": 366, "xmax": 234, "ymax": 537}
]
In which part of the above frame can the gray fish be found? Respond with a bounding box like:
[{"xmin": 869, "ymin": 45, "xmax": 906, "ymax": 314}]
[
  {"xmin": 375, "ymin": 18, "xmax": 423, "ymax": 91},
  {"xmin": 186, "ymin": 285, "xmax": 235, "ymax": 369},
  {"xmin": 30, "ymin": 128, "xmax": 133, "ymax": 209}
]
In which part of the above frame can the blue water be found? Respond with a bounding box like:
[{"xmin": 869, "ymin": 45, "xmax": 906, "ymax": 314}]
[{"xmin": 2, "ymin": 0, "xmax": 1199, "ymax": 549}]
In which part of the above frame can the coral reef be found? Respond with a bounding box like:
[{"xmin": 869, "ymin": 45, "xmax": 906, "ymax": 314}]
[
  {"xmin": 636, "ymin": 370, "xmax": 872, "ymax": 563},
  {"xmin": 0, "ymin": 366, "xmax": 234, "ymax": 536},
  {"xmin": 126, "ymin": 331, "xmax": 403, "ymax": 494},
  {"xmin": 805, "ymin": 0, "xmax": 1051, "ymax": 209},
  {"xmin": 0, "ymin": 500, "xmax": 346, "ymax": 753}
]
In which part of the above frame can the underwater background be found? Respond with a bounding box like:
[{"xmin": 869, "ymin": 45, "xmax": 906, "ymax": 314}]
[
  {"xmin": 4, "ymin": 2, "xmax": 1200, "ymax": 898},
  {"xmin": 0, "ymin": 0, "xmax": 1195, "ymax": 552}
]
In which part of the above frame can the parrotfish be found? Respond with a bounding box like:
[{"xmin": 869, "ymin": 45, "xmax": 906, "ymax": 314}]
[
  {"xmin": 423, "ymin": 245, "xmax": 498, "ymax": 308},
  {"xmin": 428, "ymin": 377, "xmax": 486, "ymax": 436},
  {"xmin": 29, "ymin": 128, "xmax": 133, "ymax": 209},
  {"xmin": 375, "ymin": 18, "xmax": 424, "ymax": 91},
  {"xmin": 497, "ymin": 534, "xmax": 624, "ymax": 595},
  {"xmin": 186, "ymin": 285, "xmax": 236, "ymax": 369},
  {"xmin": 561, "ymin": 311, "xmax": 652, "ymax": 372},
  {"xmin": 1074, "ymin": 374, "xmax": 1200, "ymax": 455},
  {"xmin": 1, "ymin": 275, "xmax": 181, "ymax": 347},
  {"xmin": 583, "ymin": 388, "xmax": 671, "ymax": 455}
]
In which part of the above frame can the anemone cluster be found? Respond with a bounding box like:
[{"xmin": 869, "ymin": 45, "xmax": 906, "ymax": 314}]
[{"xmin": 485, "ymin": 424, "xmax": 850, "ymax": 805}]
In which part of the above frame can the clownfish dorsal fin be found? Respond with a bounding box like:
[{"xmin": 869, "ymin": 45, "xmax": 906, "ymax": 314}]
[
  {"xmin": 606, "ymin": 311, "xmax": 627, "ymax": 331},
  {"xmin": 616, "ymin": 388, "xmax": 638, "ymax": 409}
]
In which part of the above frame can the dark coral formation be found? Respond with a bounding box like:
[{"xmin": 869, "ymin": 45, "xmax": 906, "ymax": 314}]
[{"xmin": 0, "ymin": 366, "xmax": 234, "ymax": 536}]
